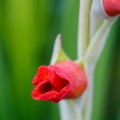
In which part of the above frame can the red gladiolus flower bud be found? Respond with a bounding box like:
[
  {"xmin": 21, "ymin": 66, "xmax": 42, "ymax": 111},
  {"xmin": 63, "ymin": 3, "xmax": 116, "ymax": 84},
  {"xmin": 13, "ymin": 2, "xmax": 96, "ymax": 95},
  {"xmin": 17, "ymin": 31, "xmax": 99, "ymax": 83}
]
[
  {"xmin": 103, "ymin": 0, "xmax": 120, "ymax": 17},
  {"xmin": 32, "ymin": 61, "xmax": 87, "ymax": 103}
]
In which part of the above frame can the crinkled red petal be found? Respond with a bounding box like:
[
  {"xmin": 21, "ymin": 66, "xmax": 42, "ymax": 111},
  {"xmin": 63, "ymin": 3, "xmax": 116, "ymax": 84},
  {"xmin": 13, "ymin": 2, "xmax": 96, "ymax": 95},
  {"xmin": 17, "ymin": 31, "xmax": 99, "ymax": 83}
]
[
  {"xmin": 32, "ymin": 79, "xmax": 71, "ymax": 103},
  {"xmin": 32, "ymin": 65, "xmax": 54, "ymax": 85}
]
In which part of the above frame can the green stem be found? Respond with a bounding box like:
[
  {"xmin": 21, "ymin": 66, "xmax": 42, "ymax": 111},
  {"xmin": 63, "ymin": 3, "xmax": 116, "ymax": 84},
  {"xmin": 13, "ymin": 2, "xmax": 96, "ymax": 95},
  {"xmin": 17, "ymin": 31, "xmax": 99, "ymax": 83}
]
[
  {"xmin": 59, "ymin": 93, "xmax": 87, "ymax": 120},
  {"xmin": 85, "ymin": 20, "xmax": 113, "ymax": 63},
  {"xmin": 84, "ymin": 63, "xmax": 95, "ymax": 120},
  {"xmin": 77, "ymin": 0, "xmax": 92, "ymax": 59},
  {"xmin": 84, "ymin": 19, "xmax": 116, "ymax": 120}
]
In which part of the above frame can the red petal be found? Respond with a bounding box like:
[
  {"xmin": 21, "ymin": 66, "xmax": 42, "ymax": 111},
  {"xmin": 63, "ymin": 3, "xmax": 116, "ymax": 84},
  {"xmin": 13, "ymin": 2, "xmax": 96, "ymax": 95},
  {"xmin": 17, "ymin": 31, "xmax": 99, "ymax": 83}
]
[
  {"xmin": 32, "ymin": 65, "xmax": 54, "ymax": 85},
  {"xmin": 32, "ymin": 75, "xmax": 39, "ymax": 85},
  {"xmin": 32, "ymin": 80, "xmax": 71, "ymax": 103},
  {"xmin": 50, "ymin": 73, "xmax": 69, "ymax": 92},
  {"xmin": 32, "ymin": 80, "xmax": 56, "ymax": 99},
  {"xmin": 32, "ymin": 66, "xmax": 47, "ymax": 85}
]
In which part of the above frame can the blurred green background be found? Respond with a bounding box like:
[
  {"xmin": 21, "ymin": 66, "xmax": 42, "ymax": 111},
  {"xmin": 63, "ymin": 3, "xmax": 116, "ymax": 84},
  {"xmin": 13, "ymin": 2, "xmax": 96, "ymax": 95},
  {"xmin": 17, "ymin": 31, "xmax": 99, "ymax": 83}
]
[{"xmin": 0, "ymin": 0, "xmax": 120, "ymax": 120}]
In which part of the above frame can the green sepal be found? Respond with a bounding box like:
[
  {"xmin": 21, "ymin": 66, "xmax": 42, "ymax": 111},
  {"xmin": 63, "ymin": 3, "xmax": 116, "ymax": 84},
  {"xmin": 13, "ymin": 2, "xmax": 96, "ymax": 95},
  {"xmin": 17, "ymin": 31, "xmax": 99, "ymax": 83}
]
[
  {"xmin": 75, "ymin": 59, "xmax": 85, "ymax": 69},
  {"xmin": 56, "ymin": 48, "xmax": 69, "ymax": 63},
  {"xmin": 50, "ymin": 34, "xmax": 69, "ymax": 65}
]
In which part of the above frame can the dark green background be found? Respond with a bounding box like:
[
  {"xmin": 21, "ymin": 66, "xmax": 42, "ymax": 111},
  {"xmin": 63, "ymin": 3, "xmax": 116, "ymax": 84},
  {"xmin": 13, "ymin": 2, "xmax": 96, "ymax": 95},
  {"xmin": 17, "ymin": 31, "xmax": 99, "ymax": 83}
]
[{"xmin": 0, "ymin": 0, "xmax": 120, "ymax": 120}]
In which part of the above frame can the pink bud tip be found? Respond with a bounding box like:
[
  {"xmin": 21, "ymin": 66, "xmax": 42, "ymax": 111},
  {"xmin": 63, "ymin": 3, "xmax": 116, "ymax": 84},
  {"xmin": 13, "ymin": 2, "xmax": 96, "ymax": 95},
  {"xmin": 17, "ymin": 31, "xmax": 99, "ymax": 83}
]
[
  {"xmin": 103, "ymin": 0, "xmax": 120, "ymax": 17},
  {"xmin": 31, "ymin": 61, "xmax": 87, "ymax": 103}
]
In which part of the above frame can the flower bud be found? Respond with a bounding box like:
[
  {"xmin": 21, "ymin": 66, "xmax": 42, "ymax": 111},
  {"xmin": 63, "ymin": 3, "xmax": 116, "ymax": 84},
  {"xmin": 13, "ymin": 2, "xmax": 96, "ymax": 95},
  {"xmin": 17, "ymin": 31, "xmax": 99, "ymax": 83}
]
[
  {"xmin": 103, "ymin": 0, "xmax": 120, "ymax": 17},
  {"xmin": 32, "ymin": 61, "xmax": 87, "ymax": 103}
]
